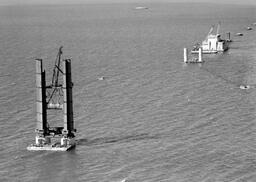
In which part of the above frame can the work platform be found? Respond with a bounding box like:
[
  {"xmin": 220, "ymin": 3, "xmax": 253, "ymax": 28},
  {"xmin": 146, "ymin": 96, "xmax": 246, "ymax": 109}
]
[{"xmin": 27, "ymin": 137, "xmax": 76, "ymax": 151}]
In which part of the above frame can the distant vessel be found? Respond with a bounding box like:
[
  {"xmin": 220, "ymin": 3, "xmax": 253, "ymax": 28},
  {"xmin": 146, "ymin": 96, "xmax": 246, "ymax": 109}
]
[
  {"xmin": 98, "ymin": 76, "xmax": 105, "ymax": 81},
  {"xmin": 247, "ymin": 26, "xmax": 252, "ymax": 30},
  {"xmin": 134, "ymin": 7, "xmax": 148, "ymax": 10},
  {"xmin": 236, "ymin": 33, "xmax": 243, "ymax": 36},
  {"xmin": 191, "ymin": 23, "xmax": 229, "ymax": 54},
  {"xmin": 240, "ymin": 85, "xmax": 250, "ymax": 90}
]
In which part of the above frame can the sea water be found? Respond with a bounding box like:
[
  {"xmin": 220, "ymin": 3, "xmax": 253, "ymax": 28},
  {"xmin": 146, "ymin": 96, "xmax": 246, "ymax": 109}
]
[{"xmin": 0, "ymin": 2, "xmax": 256, "ymax": 181}]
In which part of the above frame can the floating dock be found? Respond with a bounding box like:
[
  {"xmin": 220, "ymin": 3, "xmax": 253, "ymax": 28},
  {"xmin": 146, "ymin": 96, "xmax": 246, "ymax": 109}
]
[{"xmin": 27, "ymin": 47, "xmax": 76, "ymax": 151}]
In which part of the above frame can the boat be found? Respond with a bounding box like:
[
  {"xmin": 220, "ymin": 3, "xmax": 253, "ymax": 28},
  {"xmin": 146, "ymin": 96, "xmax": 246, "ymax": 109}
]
[
  {"xmin": 98, "ymin": 76, "xmax": 105, "ymax": 81},
  {"xmin": 236, "ymin": 33, "xmax": 243, "ymax": 36},
  {"xmin": 239, "ymin": 85, "xmax": 250, "ymax": 90},
  {"xmin": 191, "ymin": 23, "xmax": 229, "ymax": 54},
  {"xmin": 134, "ymin": 7, "xmax": 148, "ymax": 10}
]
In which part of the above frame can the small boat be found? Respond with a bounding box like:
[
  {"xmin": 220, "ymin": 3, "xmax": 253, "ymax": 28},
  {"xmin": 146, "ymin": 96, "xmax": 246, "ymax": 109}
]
[
  {"xmin": 239, "ymin": 85, "xmax": 250, "ymax": 90},
  {"xmin": 98, "ymin": 76, "xmax": 105, "ymax": 81},
  {"xmin": 135, "ymin": 6, "xmax": 148, "ymax": 10},
  {"xmin": 236, "ymin": 33, "xmax": 243, "ymax": 36},
  {"xmin": 191, "ymin": 23, "xmax": 229, "ymax": 54}
]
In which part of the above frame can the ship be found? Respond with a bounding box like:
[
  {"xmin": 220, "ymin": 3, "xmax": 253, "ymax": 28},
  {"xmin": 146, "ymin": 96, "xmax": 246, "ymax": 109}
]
[{"xmin": 191, "ymin": 23, "xmax": 229, "ymax": 54}]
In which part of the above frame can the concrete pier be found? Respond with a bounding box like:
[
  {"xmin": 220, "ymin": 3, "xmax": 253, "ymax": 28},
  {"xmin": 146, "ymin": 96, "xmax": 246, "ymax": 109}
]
[
  {"xmin": 198, "ymin": 47, "xmax": 203, "ymax": 62},
  {"xmin": 62, "ymin": 59, "xmax": 75, "ymax": 137},
  {"xmin": 35, "ymin": 59, "xmax": 47, "ymax": 135},
  {"xmin": 184, "ymin": 48, "xmax": 188, "ymax": 63}
]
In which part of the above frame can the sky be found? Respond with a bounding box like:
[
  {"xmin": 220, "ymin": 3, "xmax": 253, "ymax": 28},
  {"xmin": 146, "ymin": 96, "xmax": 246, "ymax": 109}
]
[{"xmin": 0, "ymin": 0, "xmax": 256, "ymax": 6}]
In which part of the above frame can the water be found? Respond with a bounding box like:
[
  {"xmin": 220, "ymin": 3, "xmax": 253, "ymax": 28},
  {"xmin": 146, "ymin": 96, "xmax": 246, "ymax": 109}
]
[{"xmin": 0, "ymin": 2, "xmax": 256, "ymax": 181}]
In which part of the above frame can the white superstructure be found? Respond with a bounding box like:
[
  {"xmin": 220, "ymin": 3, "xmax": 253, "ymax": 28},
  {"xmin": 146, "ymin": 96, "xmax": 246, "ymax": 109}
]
[{"xmin": 192, "ymin": 23, "xmax": 229, "ymax": 54}]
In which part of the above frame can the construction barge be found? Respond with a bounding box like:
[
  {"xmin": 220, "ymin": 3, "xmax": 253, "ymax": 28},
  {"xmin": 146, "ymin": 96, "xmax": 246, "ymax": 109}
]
[{"xmin": 27, "ymin": 47, "xmax": 76, "ymax": 151}]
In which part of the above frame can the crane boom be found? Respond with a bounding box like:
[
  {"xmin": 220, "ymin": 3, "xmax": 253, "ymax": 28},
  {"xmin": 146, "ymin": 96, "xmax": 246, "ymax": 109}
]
[{"xmin": 51, "ymin": 46, "xmax": 63, "ymax": 87}]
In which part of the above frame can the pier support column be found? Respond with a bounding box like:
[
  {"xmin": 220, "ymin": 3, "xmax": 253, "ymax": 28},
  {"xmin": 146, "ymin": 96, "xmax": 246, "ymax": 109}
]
[
  {"xmin": 62, "ymin": 59, "xmax": 74, "ymax": 137},
  {"xmin": 198, "ymin": 47, "xmax": 203, "ymax": 62},
  {"xmin": 184, "ymin": 48, "xmax": 188, "ymax": 63},
  {"xmin": 35, "ymin": 59, "xmax": 47, "ymax": 136},
  {"xmin": 226, "ymin": 32, "xmax": 231, "ymax": 41}
]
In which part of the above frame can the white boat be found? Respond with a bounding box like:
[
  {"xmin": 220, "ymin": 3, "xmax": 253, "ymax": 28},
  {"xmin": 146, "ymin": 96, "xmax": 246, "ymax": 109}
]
[
  {"xmin": 135, "ymin": 7, "xmax": 148, "ymax": 10},
  {"xmin": 239, "ymin": 85, "xmax": 250, "ymax": 90},
  {"xmin": 236, "ymin": 33, "xmax": 243, "ymax": 36},
  {"xmin": 98, "ymin": 76, "xmax": 105, "ymax": 81},
  {"xmin": 191, "ymin": 23, "xmax": 229, "ymax": 54}
]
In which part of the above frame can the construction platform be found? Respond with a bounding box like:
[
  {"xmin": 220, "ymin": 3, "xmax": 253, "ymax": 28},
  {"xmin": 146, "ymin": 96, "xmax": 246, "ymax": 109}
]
[
  {"xmin": 27, "ymin": 47, "xmax": 76, "ymax": 152},
  {"xmin": 27, "ymin": 144, "xmax": 75, "ymax": 151},
  {"xmin": 27, "ymin": 137, "xmax": 76, "ymax": 151}
]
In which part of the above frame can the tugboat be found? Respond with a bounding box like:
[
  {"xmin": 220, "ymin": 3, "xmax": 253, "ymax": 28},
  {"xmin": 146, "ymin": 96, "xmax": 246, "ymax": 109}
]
[{"xmin": 191, "ymin": 23, "xmax": 229, "ymax": 54}]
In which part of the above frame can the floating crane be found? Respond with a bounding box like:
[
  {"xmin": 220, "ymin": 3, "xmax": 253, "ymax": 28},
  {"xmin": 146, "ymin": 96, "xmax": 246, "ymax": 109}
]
[
  {"xmin": 191, "ymin": 22, "xmax": 229, "ymax": 54},
  {"xmin": 27, "ymin": 47, "xmax": 76, "ymax": 151}
]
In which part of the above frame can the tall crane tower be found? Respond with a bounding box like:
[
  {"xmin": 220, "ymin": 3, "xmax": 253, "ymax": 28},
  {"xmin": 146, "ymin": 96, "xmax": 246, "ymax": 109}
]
[{"xmin": 27, "ymin": 47, "xmax": 76, "ymax": 151}]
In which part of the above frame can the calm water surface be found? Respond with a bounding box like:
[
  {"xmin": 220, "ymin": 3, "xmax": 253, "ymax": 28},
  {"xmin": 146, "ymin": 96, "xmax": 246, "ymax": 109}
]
[{"xmin": 0, "ymin": 3, "xmax": 256, "ymax": 182}]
